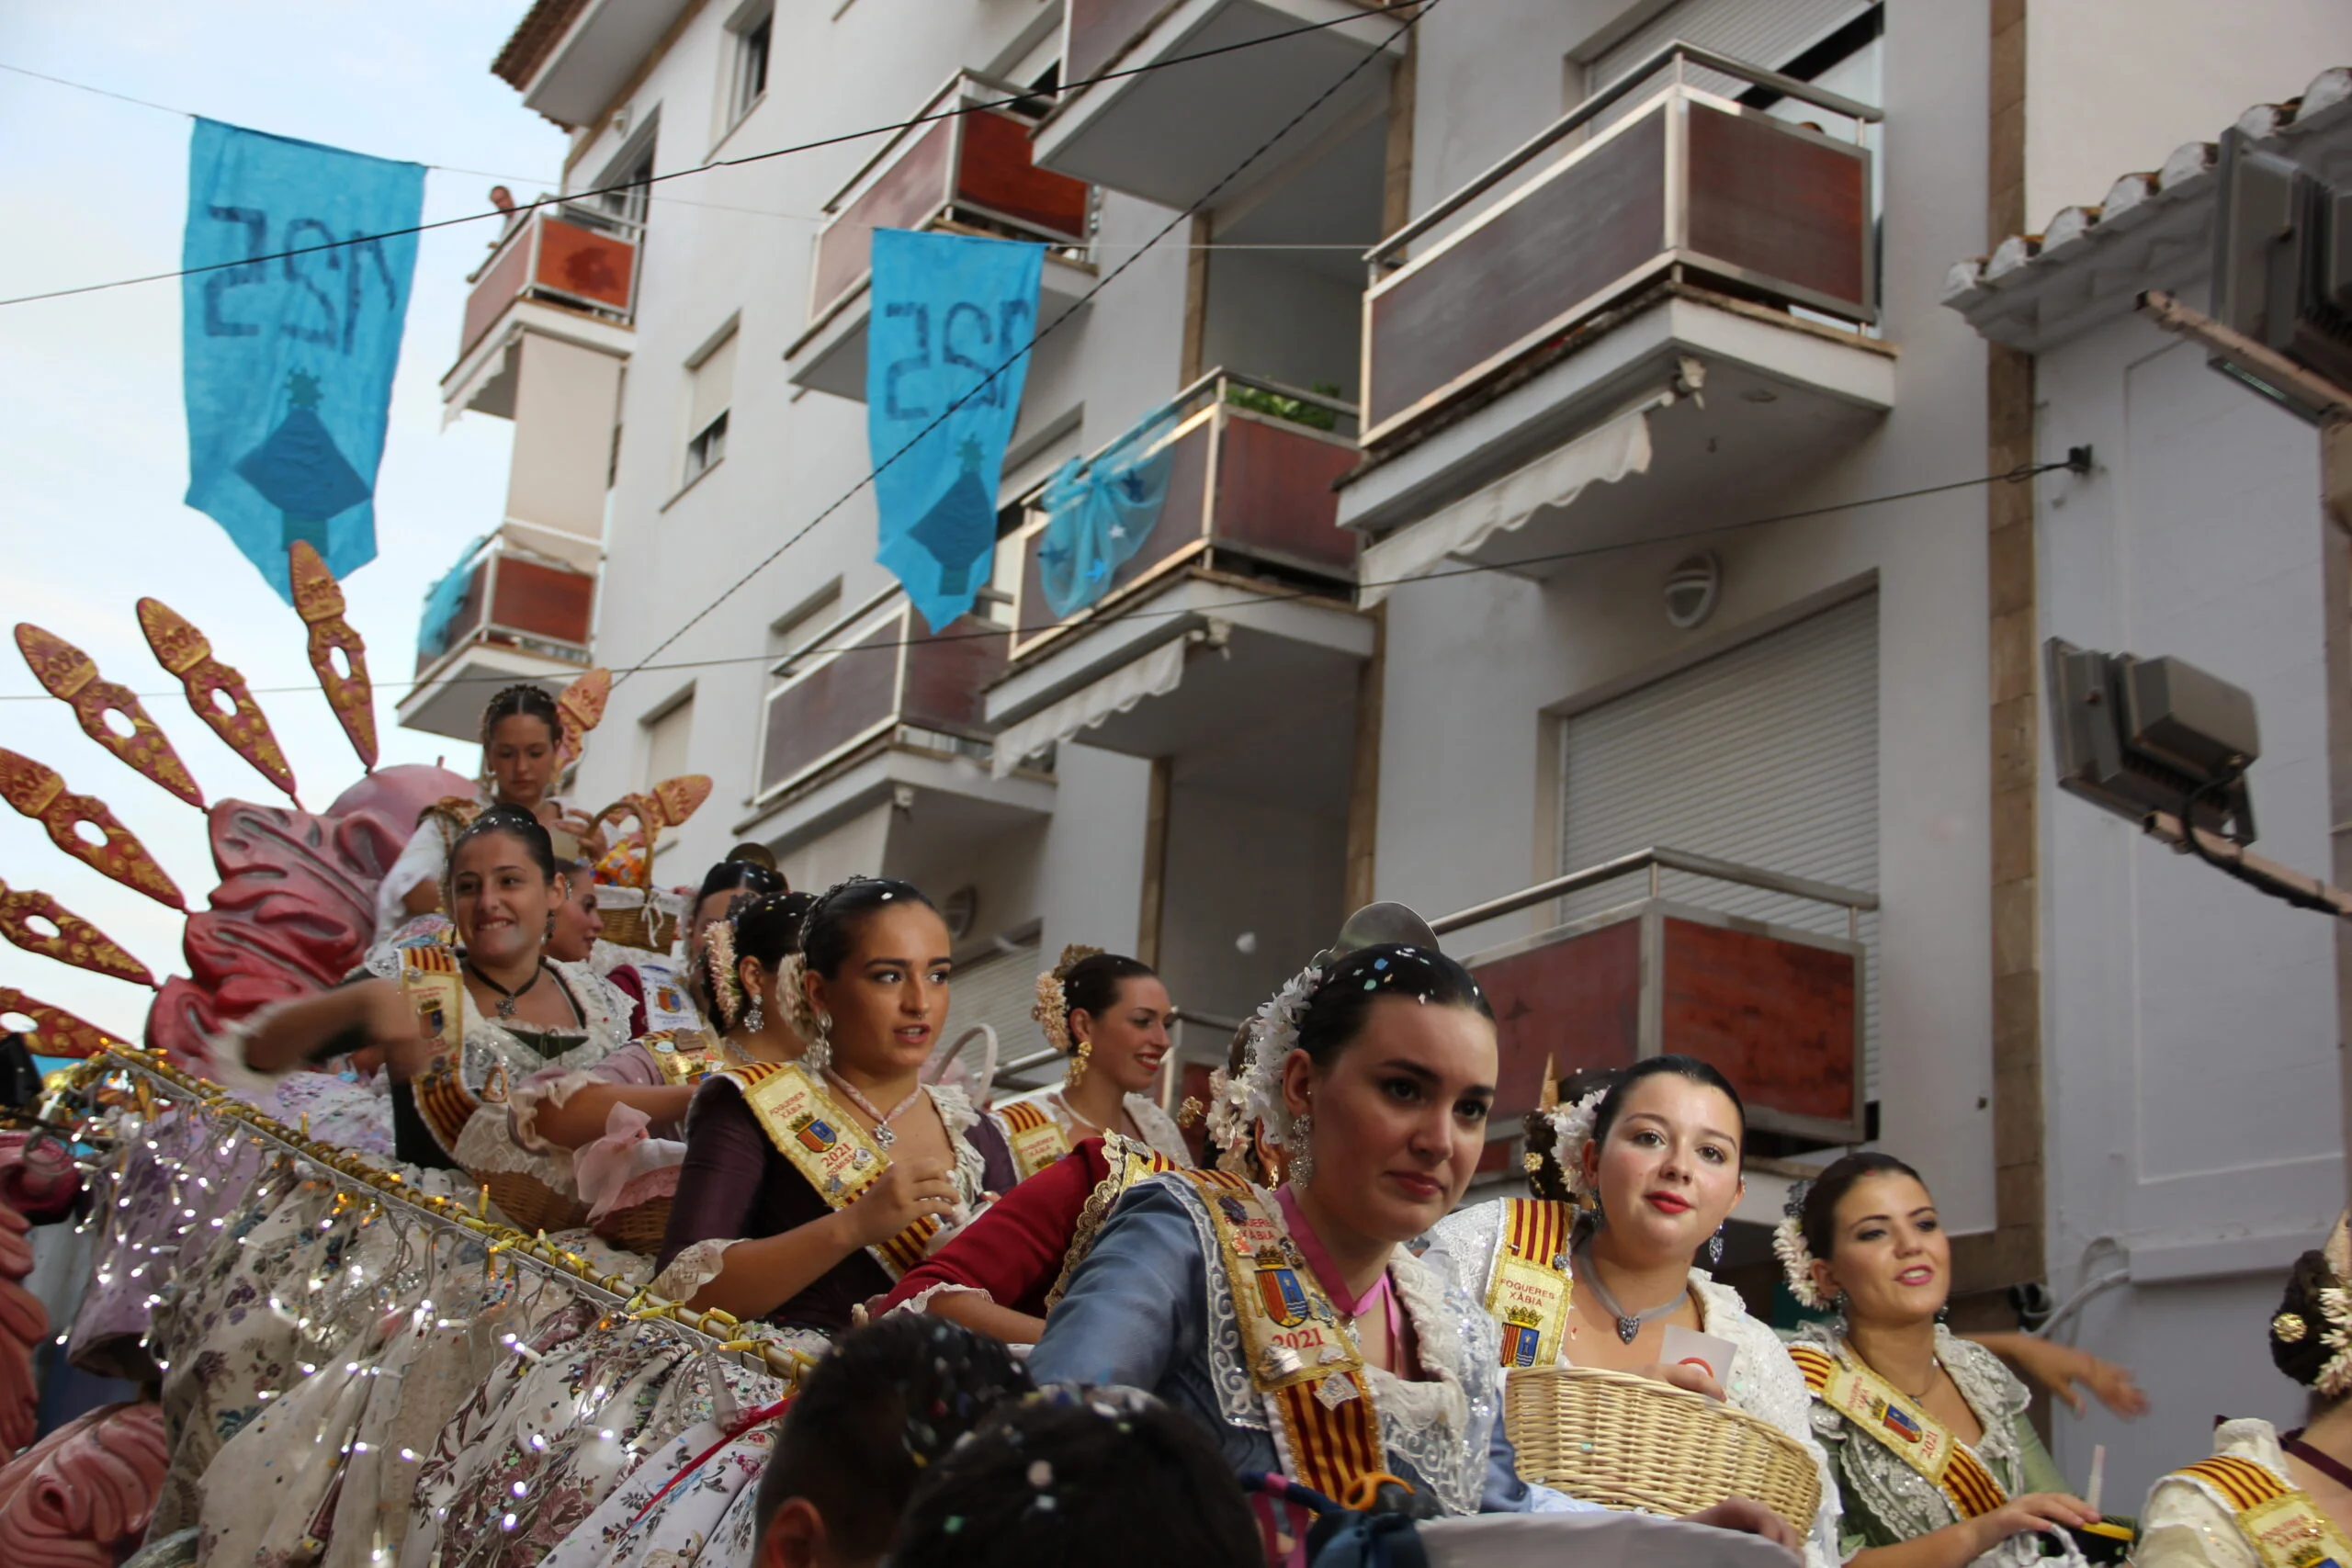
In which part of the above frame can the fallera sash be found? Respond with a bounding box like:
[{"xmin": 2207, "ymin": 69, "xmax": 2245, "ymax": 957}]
[
  {"xmin": 722, "ymin": 1061, "xmax": 942, "ymax": 1280},
  {"xmin": 634, "ymin": 960, "xmax": 704, "ymax": 1035},
  {"xmin": 1045, "ymin": 1132, "xmax": 1179, "ymax": 1308},
  {"xmin": 398, "ymin": 944, "xmax": 475, "ymax": 1154},
  {"xmin": 1487, "ymin": 1197, "xmax": 1576, "ymax": 1370},
  {"xmin": 1176, "ymin": 1168, "xmax": 1394, "ymax": 1508},
  {"xmin": 1789, "ymin": 1341, "xmax": 2006, "ymax": 1519},
  {"xmin": 2169, "ymin": 1455, "xmax": 2352, "ymax": 1568},
  {"xmin": 640, "ymin": 1027, "xmax": 723, "ymax": 1087},
  {"xmin": 999, "ymin": 1097, "xmax": 1073, "ymax": 1180}
]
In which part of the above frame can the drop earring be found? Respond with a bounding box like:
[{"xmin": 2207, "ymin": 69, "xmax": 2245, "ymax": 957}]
[
  {"xmin": 1708, "ymin": 1222, "xmax": 1726, "ymax": 1267},
  {"xmin": 806, "ymin": 1011, "xmax": 832, "ymax": 1073},
  {"xmin": 744, "ymin": 987, "xmax": 765, "ymax": 1034},
  {"xmin": 1285, "ymin": 1112, "xmax": 1314, "ymax": 1190}
]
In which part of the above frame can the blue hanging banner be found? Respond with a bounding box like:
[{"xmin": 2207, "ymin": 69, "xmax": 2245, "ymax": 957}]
[
  {"xmin": 182, "ymin": 118, "xmax": 424, "ymax": 604},
  {"xmin": 1035, "ymin": 399, "xmax": 1183, "ymax": 619},
  {"xmin": 866, "ymin": 228, "xmax": 1042, "ymax": 632}
]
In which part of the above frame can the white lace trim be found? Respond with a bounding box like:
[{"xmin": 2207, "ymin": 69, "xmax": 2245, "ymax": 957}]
[
  {"xmin": 1690, "ymin": 1270, "xmax": 1842, "ymax": 1568},
  {"xmin": 1377, "ymin": 1246, "xmax": 1487, "ymax": 1517},
  {"xmin": 1125, "ymin": 1095, "xmax": 1193, "ymax": 1165},
  {"xmin": 650, "ymin": 1237, "xmax": 741, "ymax": 1302},
  {"xmin": 887, "ymin": 1281, "xmax": 994, "ymax": 1318},
  {"xmin": 926, "ymin": 1081, "xmax": 991, "ymax": 1211},
  {"xmin": 506, "ymin": 1067, "xmax": 605, "ymax": 1156}
]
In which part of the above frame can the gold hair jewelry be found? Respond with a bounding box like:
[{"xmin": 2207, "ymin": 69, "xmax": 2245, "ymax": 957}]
[
  {"xmin": 1030, "ymin": 943, "xmax": 1103, "ymax": 1054},
  {"xmin": 2277, "ymin": 1312, "xmax": 2310, "ymax": 1344}
]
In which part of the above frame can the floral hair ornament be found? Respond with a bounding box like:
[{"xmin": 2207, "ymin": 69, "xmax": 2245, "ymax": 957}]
[
  {"xmin": 1773, "ymin": 1179, "xmax": 1831, "ymax": 1312},
  {"xmin": 1031, "ymin": 943, "xmax": 1103, "ymax": 1054},
  {"xmin": 2312, "ymin": 1208, "xmax": 2352, "ymax": 1397},
  {"xmin": 704, "ymin": 917, "xmax": 743, "ymax": 1030},
  {"xmin": 1538, "ymin": 1073, "xmax": 1609, "ymax": 1200}
]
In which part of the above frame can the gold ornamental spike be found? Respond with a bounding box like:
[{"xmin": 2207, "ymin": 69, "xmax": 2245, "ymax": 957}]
[
  {"xmin": 645, "ymin": 773, "xmax": 713, "ymax": 829},
  {"xmin": 1536, "ymin": 1053, "xmax": 1560, "ymax": 1112},
  {"xmin": 14, "ymin": 624, "xmax": 205, "ymax": 809},
  {"xmin": 0, "ymin": 987, "xmax": 121, "ymax": 1057},
  {"xmin": 137, "ymin": 598, "xmax": 300, "ymax": 804},
  {"xmin": 555, "ymin": 667, "xmax": 611, "ymax": 770},
  {"xmin": 288, "ymin": 541, "xmax": 378, "ymax": 771},
  {"xmin": 0, "ymin": 879, "xmax": 156, "ymax": 987},
  {"xmin": 0, "ymin": 750, "xmax": 185, "ymax": 908}
]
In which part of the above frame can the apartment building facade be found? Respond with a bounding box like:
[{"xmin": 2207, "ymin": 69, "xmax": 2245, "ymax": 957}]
[{"xmin": 412, "ymin": 0, "xmax": 2351, "ymax": 1504}]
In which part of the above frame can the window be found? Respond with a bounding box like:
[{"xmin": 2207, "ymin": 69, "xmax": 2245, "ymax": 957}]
[
  {"xmin": 730, "ymin": 10, "xmax": 772, "ymax": 126},
  {"xmin": 683, "ymin": 327, "xmax": 737, "ymax": 485},
  {"xmin": 596, "ymin": 133, "xmax": 656, "ymax": 229},
  {"xmin": 767, "ymin": 580, "xmax": 842, "ymax": 677},
  {"xmin": 644, "ymin": 691, "xmax": 695, "ymax": 789}
]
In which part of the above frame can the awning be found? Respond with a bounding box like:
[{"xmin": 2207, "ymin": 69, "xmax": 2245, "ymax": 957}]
[
  {"xmin": 990, "ymin": 636, "xmax": 1187, "ymax": 778},
  {"xmin": 1355, "ymin": 384, "xmax": 1680, "ymax": 608}
]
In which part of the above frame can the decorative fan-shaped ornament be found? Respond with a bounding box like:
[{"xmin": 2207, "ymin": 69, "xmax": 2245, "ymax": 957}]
[
  {"xmin": 0, "ymin": 751, "xmax": 183, "ymax": 908},
  {"xmin": 288, "ymin": 541, "xmax": 377, "ymax": 771},
  {"xmin": 0, "ymin": 987, "xmax": 120, "ymax": 1057},
  {"xmin": 136, "ymin": 598, "xmax": 299, "ymax": 803},
  {"xmin": 555, "ymin": 667, "xmax": 611, "ymax": 770},
  {"xmin": 13, "ymin": 626, "xmax": 203, "ymax": 809},
  {"xmin": 0, "ymin": 881, "xmax": 154, "ymax": 987},
  {"xmin": 646, "ymin": 773, "xmax": 713, "ymax": 829}
]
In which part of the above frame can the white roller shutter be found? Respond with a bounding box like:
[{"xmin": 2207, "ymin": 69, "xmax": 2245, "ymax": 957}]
[
  {"xmin": 1558, "ymin": 592, "xmax": 1880, "ymax": 1094},
  {"xmin": 948, "ymin": 934, "xmax": 1047, "ymax": 1079},
  {"xmin": 1583, "ymin": 0, "xmax": 1874, "ymax": 101}
]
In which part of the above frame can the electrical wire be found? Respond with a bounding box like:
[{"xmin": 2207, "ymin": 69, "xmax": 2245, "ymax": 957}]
[
  {"xmin": 0, "ymin": 2, "xmax": 1419, "ymax": 309},
  {"xmin": 609, "ymin": 0, "xmax": 1435, "ymax": 693},
  {"xmin": 0, "ymin": 455, "xmax": 2079, "ymax": 705}
]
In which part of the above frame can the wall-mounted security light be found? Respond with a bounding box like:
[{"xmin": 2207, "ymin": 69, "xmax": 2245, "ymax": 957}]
[{"xmin": 2045, "ymin": 639, "xmax": 2260, "ymax": 844}]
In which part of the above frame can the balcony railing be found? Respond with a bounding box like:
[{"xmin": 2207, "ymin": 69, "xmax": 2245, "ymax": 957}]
[
  {"xmin": 755, "ymin": 596, "xmax": 1012, "ymax": 801},
  {"xmin": 804, "ymin": 72, "xmax": 1091, "ymax": 335},
  {"xmin": 1004, "ymin": 369, "xmax": 1361, "ymax": 660},
  {"xmin": 458, "ymin": 202, "xmax": 641, "ymax": 363},
  {"xmin": 414, "ymin": 536, "xmax": 596, "ymax": 676},
  {"xmin": 1359, "ymin": 43, "xmax": 1880, "ymax": 446}
]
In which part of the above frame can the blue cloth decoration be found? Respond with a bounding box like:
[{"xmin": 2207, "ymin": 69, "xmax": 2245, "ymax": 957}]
[
  {"xmin": 182, "ymin": 118, "xmax": 424, "ymax": 603},
  {"xmin": 417, "ymin": 535, "xmax": 490, "ymax": 660},
  {"xmin": 866, "ymin": 229, "xmax": 1042, "ymax": 631},
  {"xmin": 1035, "ymin": 398, "xmax": 1182, "ymax": 620}
]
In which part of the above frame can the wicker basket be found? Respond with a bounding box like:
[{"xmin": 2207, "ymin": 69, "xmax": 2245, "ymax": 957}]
[
  {"xmin": 1503, "ymin": 1365, "xmax": 1820, "ymax": 1533},
  {"xmin": 591, "ymin": 1164, "xmax": 682, "ymax": 1257},
  {"xmin": 479, "ymin": 1170, "xmax": 591, "ymax": 1237}
]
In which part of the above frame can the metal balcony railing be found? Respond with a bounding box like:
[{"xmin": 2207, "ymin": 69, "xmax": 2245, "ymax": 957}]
[
  {"xmin": 458, "ymin": 201, "xmax": 641, "ymax": 362},
  {"xmin": 1360, "ymin": 42, "xmax": 1881, "ymax": 445}
]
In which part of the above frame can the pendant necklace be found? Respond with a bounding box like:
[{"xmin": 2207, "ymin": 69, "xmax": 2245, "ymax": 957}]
[
  {"xmin": 826, "ymin": 1068, "xmax": 925, "ymax": 1148},
  {"xmin": 465, "ymin": 959, "xmax": 544, "ymax": 1020},
  {"xmin": 1575, "ymin": 1243, "xmax": 1690, "ymax": 1345}
]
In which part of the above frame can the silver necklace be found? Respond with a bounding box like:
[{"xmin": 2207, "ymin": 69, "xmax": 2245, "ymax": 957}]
[
  {"xmin": 824, "ymin": 1067, "xmax": 924, "ymax": 1148},
  {"xmin": 1575, "ymin": 1243, "xmax": 1690, "ymax": 1344}
]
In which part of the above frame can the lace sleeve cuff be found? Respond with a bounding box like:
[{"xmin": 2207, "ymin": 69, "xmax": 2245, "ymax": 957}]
[
  {"xmin": 887, "ymin": 1281, "xmax": 995, "ymax": 1318},
  {"xmin": 506, "ymin": 1069, "xmax": 604, "ymax": 1156},
  {"xmin": 651, "ymin": 1237, "xmax": 741, "ymax": 1303}
]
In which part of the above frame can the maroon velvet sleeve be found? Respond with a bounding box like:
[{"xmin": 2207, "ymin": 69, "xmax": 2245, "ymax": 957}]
[
  {"xmin": 605, "ymin": 964, "xmax": 649, "ymax": 1038},
  {"xmin": 653, "ymin": 1077, "xmax": 767, "ymax": 1274},
  {"xmin": 876, "ymin": 1138, "xmax": 1112, "ymax": 1318}
]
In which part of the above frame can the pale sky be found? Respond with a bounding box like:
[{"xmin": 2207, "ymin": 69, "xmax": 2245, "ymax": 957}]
[{"xmin": 0, "ymin": 3, "xmax": 567, "ymax": 1040}]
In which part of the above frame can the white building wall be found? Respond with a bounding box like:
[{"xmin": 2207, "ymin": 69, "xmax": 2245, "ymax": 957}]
[
  {"xmin": 1376, "ymin": 0, "xmax": 2001, "ymax": 1234},
  {"xmin": 2035, "ymin": 311, "xmax": 2338, "ymax": 1502}
]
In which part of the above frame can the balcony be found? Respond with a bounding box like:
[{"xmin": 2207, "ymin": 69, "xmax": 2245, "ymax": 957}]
[
  {"xmin": 985, "ymin": 369, "xmax": 1367, "ymax": 776},
  {"xmin": 445, "ymin": 203, "xmax": 639, "ymax": 420},
  {"xmin": 397, "ymin": 532, "xmax": 598, "ymax": 741},
  {"xmin": 739, "ymin": 592, "xmax": 1049, "ymax": 854},
  {"xmin": 1337, "ymin": 45, "xmax": 1896, "ymax": 573},
  {"xmin": 1437, "ymin": 846, "xmax": 1875, "ymax": 1149},
  {"xmin": 786, "ymin": 73, "xmax": 1097, "ymax": 403},
  {"xmin": 1033, "ymin": 0, "xmax": 1402, "ymax": 212}
]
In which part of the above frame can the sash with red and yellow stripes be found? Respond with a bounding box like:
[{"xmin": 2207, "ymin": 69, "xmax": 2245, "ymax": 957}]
[
  {"xmin": 1487, "ymin": 1197, "xmax": 1576, "ymax": 1370},
  {"xmin": 722, "ymin": 1061, "xmax": 943, "ymax": 1280},
  {"xmin": 997, "ymin": 1097, "xmax": 1072, "ymax": 1181},
  {"xmin": 2168, "ymin": 1453, "xmax": 2352, "ymax": 1568},
  {"xmin": 399, "ymin": 944, "xmax": 474, "ymax": 1156},
  {"xmin": 1177, "ymin": 1168, "xmax": 1394, "ymax": 1509},
  {"xmin": 1045, "ymin": 1132, "xmax": 1179, "ymax": 1308},
  {"xmin": 1789, "ymin": 1341, "xmax": 2005, "ymax": 1519}
]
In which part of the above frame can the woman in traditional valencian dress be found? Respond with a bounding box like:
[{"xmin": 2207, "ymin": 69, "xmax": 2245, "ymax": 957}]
[
  {"xmin": 372, "ymin": 682, "xmax": 605, "ymax": 940},
  {"xmin": 232, "ymin": 809, "xmax": 634, "ymax": 1206},
  {"xmin": 650, "ymin": 878, "xmax": 1017, "ymax": 1347},
  {"xmin": 2135, "ymin": 1214, "xmax": 2352, "ymax": 1568},
  {"xmin": 1775, "ymin": 1153, "xmax": 2098, "ymax": 1568},
  {"xmin": 1027, "ymin": 938, "xmax": 1800, "ymax": 1550},
  {"xmin": 1430, "ymin": 1055, "xmax": 1844, "ymax": 1567},
  {"xmin": 991, "ymin": 947, "xmax": 1191, "ymax": 1179}
]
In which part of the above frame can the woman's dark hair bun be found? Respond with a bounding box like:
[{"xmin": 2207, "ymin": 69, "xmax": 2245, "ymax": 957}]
[
  {"xmin": 1798, "ymin": 1151, "xmax": 1926, "ymax": 1262},
  {"xmin": 1293, "ymin": 943, "xmax": 1492, "ymax": 1069},
  {"xmin": 1063, "ymin": 953, "xmax": 1156, "ymax": 1028},
  {"xmin": 697, "ymin": 856, "xmax": 786, "ymax": 905},
  {"xmin": 480, "ymin": 682, "xmax": 560, "ymax": 747},
  {"xmin": 2273, "ymin": 1249, "xmax": 2341, "ymax": 1389}
]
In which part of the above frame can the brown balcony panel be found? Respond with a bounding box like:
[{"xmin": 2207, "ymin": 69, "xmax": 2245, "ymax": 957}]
[
  {"xmin": 1214, "ymin": 412, "xmax": 1358, "ymax": 573},
  {"xmin": 1471, "ymin": 901, "xmax": 1858, "ymax": 1141},
  {"xmin": 760, "ymin": 620, "xmax": 902, "ymax": 793},
  {"xmin": 1066, "ymin": 0, "xmax": 1166, "ymax": 85},
  {"xmin": 957, "ymin": 111, "xmax": 1090, "ymax": 243},
  {"xmin": 1684, "ymin": 102, "xmax": 1868, "ymax": 317},
  {"xmin": 811, "ymin": 121, "xmax": 955, "ymax": 319},
  {"xmin": 903, "ymin": 616, "xmax": 1010, "ymax": 734},
  {"xmin": 490, "ymin": 557, "xmax": 595, "ymax": 648},
  {"xmin": 461, "ymin": 230, "xmax": 537, "ymax": 357},
  {"xmin": 532, "ymin": 217, "xmax": 637, "ymax": 314},
  {"xmin": 1016, "ymin": 416, "xmax": 1212, "ymax": 649},
  {"xmin": 1367, "ymin": 109, "xmax": 1667, "ymax": 433}
]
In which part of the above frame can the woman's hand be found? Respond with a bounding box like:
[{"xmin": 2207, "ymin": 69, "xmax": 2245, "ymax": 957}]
[
  {"xmin": 1971, "ymin": 1492, "xmax": 2099, "ymax": 1553},
  {"xmin": 1683, "ymin": 1498, "xmax": 1801, "ymax": 1558},
  {"xmin": 1976, "ymin": 1333, "xmax": 2149, "ymax": 1418},
  {"xmin": 1638, "ymin": 1359, "xmax": 1727, "ymax": 1401},
  {"xmin": 844, "ymin": 1160, "xmax": 957, "ymax": 1247},
  {"xmin": 357, "ymin": 980, "xmax": 444, "ymax": 1080}
]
